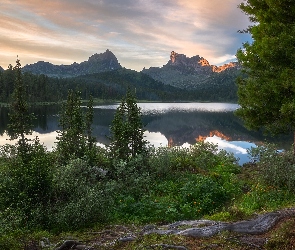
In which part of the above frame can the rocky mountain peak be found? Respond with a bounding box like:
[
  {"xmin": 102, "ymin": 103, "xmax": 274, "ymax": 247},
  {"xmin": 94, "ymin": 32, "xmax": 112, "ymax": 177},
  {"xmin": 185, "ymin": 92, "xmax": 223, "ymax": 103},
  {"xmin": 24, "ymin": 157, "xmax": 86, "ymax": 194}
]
[
  {"xmin": 88, "ymin": 49, "xmax": 116, "ymax": 62},
  {"xmin": 141, "ymin": 51, "xmax": 240, "ymax": 89},
  {"xmin": 168, "ymin": 51, "xmax": 205, "ymax": 69},
  {"xmin": 212, "ymin": 62, "xmax": 239, "ymax": 73},
  {"xmin": 22, "ymin": 49, "xmax": 121, "ymax": 78},
  {"xmin": 167, "ymin": 51, "xmax": 236, "ymax": 72}
]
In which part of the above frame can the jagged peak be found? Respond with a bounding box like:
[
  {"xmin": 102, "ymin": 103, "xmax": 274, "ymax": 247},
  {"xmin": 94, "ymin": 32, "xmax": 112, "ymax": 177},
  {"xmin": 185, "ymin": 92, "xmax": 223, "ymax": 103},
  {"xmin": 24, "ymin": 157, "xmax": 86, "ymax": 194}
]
[
  {"xmin": 88, "ymin": 49, "xmax": 116, "ymax": 62},
  {"xmin": 168, "ymin": 51, "xmax": 237, "ymax": 72},
  {"xmin": 212, "ymin": 62, "xmax": 239, "ymax": 73}
]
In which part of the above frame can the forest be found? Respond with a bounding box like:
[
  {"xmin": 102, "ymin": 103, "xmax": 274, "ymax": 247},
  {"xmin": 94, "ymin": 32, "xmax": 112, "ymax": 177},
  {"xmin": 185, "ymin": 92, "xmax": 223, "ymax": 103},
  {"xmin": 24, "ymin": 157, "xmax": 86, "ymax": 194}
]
[{"xmin": 0, "ymin": 65, "xmax": 239, "ymax": 104}]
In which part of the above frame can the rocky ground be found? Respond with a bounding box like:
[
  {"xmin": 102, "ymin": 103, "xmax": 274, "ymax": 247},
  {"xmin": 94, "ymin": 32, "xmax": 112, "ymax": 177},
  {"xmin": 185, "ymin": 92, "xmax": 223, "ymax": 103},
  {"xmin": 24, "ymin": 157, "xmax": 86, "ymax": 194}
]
[{"xmin": 25, "ymin": 208, "xmax": 295, "ymax": 250}]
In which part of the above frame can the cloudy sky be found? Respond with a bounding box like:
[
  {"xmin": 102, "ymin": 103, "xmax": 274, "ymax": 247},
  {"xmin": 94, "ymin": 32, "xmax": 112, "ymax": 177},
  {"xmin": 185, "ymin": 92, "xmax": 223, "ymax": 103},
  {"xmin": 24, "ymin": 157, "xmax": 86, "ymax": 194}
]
[{"xmin": 0, "ymin": 0, "xmax": 251, "ymax": 71}]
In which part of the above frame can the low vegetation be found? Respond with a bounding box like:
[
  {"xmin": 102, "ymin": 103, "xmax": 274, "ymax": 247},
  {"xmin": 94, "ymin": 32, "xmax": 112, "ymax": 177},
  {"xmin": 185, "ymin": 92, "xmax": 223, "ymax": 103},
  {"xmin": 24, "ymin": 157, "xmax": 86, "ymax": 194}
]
[{"xmin": 1, "ymin": 137, "xmax": 295, "ymax": 249}]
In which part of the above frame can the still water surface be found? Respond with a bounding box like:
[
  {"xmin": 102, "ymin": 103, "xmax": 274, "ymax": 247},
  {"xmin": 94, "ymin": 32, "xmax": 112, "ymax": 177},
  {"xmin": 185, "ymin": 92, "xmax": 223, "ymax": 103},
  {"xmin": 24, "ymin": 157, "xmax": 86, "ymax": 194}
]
[{"xmin": 0, "ymin": 103, "xmax": 292, "ymax": 165}]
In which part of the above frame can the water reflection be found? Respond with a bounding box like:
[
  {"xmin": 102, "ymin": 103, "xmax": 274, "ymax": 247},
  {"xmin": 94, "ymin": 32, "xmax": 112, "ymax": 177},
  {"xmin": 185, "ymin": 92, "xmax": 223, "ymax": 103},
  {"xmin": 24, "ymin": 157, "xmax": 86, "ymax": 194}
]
[
  {"xmin": 97, "ymin": 103, "xmax": 239, "ymax": 114},
  {"xmin": 205, "ymin": 136, "xmax": 256, "ymax": 165},
  {"xmin": 0, "ymin": 103, "xmax": 292, "ymax": 165}
]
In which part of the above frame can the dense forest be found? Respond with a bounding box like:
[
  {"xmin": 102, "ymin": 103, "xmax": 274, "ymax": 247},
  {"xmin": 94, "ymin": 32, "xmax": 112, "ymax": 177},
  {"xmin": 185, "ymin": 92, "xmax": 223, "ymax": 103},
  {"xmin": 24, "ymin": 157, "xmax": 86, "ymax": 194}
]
[{"xmin": 0, "ymin": 66, "xmax": 239, "ymax": 103}]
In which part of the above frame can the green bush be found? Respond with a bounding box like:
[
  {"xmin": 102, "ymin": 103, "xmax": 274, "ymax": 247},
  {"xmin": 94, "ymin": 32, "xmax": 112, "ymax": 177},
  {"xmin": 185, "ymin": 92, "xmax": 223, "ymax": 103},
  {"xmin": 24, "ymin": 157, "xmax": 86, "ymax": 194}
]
[
  {"xmin": 249, "ymin": 144, "xmax": 295, "ymax": 191},
  {"xmin": 149, "ymin": 142, "xmax": 238, "ymax": 176},
  {"xmin": 50, "ymin": 158, "xmax": 112, "ymax": 231},
  {"xmin": 0, "ymin": 141, "xmax": 52, "ymax": 231}
]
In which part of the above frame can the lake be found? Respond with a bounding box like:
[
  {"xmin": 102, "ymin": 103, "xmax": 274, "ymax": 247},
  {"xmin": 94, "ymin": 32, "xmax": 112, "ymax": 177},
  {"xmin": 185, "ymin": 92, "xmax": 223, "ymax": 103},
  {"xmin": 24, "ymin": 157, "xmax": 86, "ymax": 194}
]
[{"xmin": 0, "ymin": 103, "xmax": 292, "ymax": 165}]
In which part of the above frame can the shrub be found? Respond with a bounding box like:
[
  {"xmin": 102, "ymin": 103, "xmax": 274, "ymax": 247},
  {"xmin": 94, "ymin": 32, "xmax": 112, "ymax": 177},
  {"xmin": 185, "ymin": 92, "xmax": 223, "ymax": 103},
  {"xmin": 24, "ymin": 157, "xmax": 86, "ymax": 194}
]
[
  {"xmin": 50, "ymin": 158, "xmax": 112, "ymax": 231},
  {"xmin": 0, "ymin": 140, "xmax": 52, "ymax": 230},
  {"xmin": 249, "ymin": 144, "xmax": 295, "ymax": 191}
]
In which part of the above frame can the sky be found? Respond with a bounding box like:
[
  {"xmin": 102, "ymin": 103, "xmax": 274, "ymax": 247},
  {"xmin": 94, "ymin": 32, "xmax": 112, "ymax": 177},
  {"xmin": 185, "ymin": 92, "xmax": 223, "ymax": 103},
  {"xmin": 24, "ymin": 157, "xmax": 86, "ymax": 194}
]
[{"xmin": 0, "ymin": 0, "xmax": 251, "ymax": 71}]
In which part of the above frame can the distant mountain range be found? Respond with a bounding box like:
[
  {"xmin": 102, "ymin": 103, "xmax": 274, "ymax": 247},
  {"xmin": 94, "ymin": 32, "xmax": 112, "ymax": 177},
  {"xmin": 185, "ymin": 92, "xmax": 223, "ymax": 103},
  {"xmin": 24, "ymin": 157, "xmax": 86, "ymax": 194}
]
[
  {"xmin": 22, "ymin": 49, "xmax": 121, "ymax": 78},
  {"xmin": 22, "ymin": 49, "xmax": 241, "ymax": 90},
  {"xmin": 0, "ymin": 66, "xmax": 4, "ymax": 72}
]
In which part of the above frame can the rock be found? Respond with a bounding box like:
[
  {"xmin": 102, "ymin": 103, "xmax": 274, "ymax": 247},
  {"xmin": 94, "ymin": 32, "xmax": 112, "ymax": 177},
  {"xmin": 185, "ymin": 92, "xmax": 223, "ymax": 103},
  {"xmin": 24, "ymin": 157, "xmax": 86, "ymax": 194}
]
[
  {"xmin": 168, "ymin": 219, "xmax": 219, "ymax": 229},
  {"xmin": 142, "ymin": 224, "xmax": 157, "ymax": 232},
  {"xmin": 177, "ymin": 223, "xmax": 228, "ymax": 237},
  {"xmin": 55, "ymin": 240, "xmax": 93, "ymax": 250},
  {"xmin": 118, "ymin": 236, "xmax": 136, "ymax": 242},
  {"xmin": 150, "ymin": 244, "xmax": 188, "ymax": 249},
  {"xmin": 143, "ymin": 208, "xmax": 295, "ymax": 238},
  {"xmin": 227, "ymin": 211, "xmax": 283, "ymax": 234}
]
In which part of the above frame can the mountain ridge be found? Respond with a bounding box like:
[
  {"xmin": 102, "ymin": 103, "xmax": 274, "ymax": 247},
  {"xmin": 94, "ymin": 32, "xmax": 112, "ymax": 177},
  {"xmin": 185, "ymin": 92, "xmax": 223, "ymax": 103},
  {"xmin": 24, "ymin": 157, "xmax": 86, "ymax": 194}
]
[
  {"xmin": 22, "ymin": 49, "xmax": 121, "ymax": 78},
  {"xmin": 142, "ymin": 51, "xmax": 240, "ymax": 89}
]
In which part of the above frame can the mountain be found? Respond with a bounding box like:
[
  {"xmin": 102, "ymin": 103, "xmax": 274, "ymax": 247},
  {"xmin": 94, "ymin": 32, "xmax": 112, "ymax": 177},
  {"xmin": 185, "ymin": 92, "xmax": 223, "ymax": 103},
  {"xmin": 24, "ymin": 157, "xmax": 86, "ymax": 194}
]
[
  {"xmin": 0, "ymin": 50, "xmax": 242, "ymax": 102},
  {"xmin": 141, "ymin": 51, "xmax": 240, "ymax": 89},
  {"xmin": 22, "ymin": 49, "xmax": 122, "ymax": 78},
  {"xmin": 0, "ymin": 66, "xmax": 4, "ymax": 72}
]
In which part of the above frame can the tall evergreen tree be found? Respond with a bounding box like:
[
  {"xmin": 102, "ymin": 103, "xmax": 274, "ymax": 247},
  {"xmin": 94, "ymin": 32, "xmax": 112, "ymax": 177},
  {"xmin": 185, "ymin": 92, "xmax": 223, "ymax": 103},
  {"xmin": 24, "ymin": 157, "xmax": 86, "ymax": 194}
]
[
  {"xmin": 55, "ymin": 90, "xmax": 96, "ymax": 163},
  {"xmin": 7, "ymin": 58, "xmax": 34, "ymax": 155},
  {"xmin": 235, "ymin": 0, "xmax": 295, "ymax": 148},
  {"xmin": 109, "ymin": 88, "xmax": 147, "ymax": 161}
]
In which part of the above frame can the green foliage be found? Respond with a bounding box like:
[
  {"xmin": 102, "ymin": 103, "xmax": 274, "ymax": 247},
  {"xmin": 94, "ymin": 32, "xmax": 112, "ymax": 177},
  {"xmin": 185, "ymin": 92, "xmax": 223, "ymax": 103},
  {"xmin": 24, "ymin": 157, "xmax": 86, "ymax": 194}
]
[
  {"xmin": 236, "ymin": 0, "xmax": 295, "ymax": 138},
  {"xmin": 148, "ymin": 142, "xmax": 238, "ymax": 175},
  {"xmin": 50, "ymin": 158, "xmax": 112, "ymax": 231},
  {"xmin": 0, "ymin": 60, "xmax": 53, "ymax": 232},
  {"xmin": 111, "ymin": 142, "xmax": 242, "ymax": 223},
  {"xmin": 109, "ymin": 88, "xmax": 147, "ymax": 163},
  {"xmin": 249, "ymin": 144, "xmax": 295, "ymax": 191},
  {"xmin": 7, "ymin": 59, "xmax": 35, "ymax": 156},
  {"xmin": 55, "ymin": 90, "xmax": 96, "ymax": 164},
  {"xmin": 0, "ymin": 141, "xmax": 53, "ymax": 230},
  {"xmin": 238, "ymin": 183, "xmax": 295, "ymax": 215}
]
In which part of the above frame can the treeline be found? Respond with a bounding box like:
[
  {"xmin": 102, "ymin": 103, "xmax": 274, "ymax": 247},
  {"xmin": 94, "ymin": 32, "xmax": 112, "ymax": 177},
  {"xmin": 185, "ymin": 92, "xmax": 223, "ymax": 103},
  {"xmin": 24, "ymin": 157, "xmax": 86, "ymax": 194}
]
[{"xmin": 0, "ymin": 65, "xmax": 239, "ymax": 103}]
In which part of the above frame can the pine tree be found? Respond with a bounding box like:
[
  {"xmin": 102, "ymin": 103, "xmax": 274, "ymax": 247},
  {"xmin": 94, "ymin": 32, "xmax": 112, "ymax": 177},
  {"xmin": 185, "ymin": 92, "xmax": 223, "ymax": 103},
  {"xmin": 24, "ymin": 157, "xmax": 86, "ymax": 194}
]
[
  {"xmin": 109, "ymin": 88, "xmax": 147, "ymax": 161},
  {"xmin": 7, "ymin": 58, "xmax": 34, "ymax": 156},
  {"xmin": 235, "ymin": 0, "xmax": 295, "ymax": 148},
  {"xmin": 55, "ymin": 90, "xmax": 96, "ymax": 163}
]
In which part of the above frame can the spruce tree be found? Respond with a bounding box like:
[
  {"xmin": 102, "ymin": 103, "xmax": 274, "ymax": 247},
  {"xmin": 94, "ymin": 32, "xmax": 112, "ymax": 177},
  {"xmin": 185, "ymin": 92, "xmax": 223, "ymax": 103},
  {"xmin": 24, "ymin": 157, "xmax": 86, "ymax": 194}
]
[
  {"xmin": 7, "ymin": 58, "xmax": 34, "ymax": 156},
  {"xmin": 109, "ymin": 88, "xmax": 147, "ymax": 161},
  {"xmin": 236, "ymin": 0, "xmax": 295, "ymax": 148},
  {"xmin": 55, "ymin": 90, "xmax": 96, "ymax": 163}
]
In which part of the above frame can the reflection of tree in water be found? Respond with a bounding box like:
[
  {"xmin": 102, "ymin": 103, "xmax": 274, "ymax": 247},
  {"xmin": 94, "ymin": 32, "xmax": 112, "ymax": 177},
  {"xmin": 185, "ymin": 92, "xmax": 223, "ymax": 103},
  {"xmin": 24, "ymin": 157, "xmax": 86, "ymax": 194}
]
[
  {"xmin": 0, "ymin": 106, "xmax": 293, "ymax": 149},
  {"xmin": 0, "ymin": 107, "xmax": 10, "ymax": 136}
]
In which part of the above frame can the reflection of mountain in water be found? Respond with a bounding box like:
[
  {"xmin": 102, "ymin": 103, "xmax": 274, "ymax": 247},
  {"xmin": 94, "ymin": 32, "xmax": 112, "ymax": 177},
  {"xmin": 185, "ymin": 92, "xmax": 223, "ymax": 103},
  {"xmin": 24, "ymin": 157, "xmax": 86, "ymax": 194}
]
[
  {"xmin": 142, "ymin": 111, "xmax": 292, "ymax": 148},
  {"xmin": 0, "ymin": 105, "xmax": 293, "ymax": 149}
]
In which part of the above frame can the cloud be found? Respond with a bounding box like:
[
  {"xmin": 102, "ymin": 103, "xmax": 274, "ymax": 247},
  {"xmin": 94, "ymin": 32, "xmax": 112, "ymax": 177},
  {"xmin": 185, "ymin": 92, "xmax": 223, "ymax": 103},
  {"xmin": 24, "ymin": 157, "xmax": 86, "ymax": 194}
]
[{"xmin": 0, "ymin": 0, "xmax": 251, "ymax": 70}]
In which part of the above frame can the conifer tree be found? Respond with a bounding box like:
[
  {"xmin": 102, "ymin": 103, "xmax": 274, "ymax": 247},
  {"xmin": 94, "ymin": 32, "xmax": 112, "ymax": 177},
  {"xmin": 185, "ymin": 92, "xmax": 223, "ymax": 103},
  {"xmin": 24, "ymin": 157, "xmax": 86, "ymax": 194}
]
[
  {"xmin": 7, "ymin": 58, "xmax": 34, "ymax": 156},
  {"xmin": 109, "ymin": 88, "xmax": 147, "ymax": 161},
  {"xmin": 236, "ymin": 0, "xmax": 295, "ymax": 148},
  {"xmin": 55, "ymin": 90, "xmax": 96, "ymax": 163}
]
